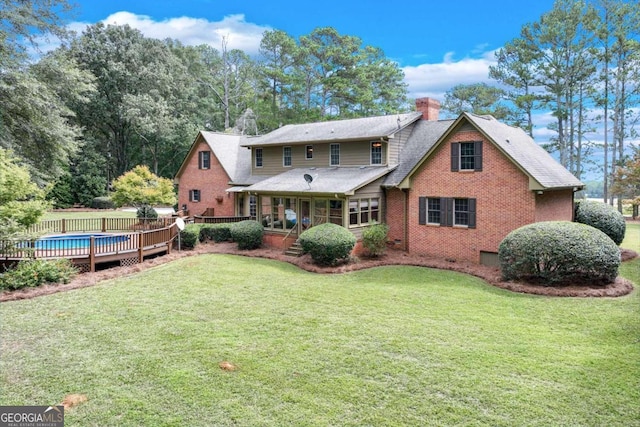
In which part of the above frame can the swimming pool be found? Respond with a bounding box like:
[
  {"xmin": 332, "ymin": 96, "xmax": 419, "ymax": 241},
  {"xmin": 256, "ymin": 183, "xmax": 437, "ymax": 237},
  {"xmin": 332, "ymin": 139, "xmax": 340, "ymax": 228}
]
[{"xmin": 33, "ymin": 233, "xmax": 130, "ymax": 250}]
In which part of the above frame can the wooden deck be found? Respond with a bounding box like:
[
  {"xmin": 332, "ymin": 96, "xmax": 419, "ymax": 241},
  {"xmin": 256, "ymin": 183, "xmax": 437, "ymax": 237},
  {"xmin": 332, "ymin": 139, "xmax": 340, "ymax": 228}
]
[{"xmin": 0, "ymin": 218, "xmax": 179, "ymax": 273}]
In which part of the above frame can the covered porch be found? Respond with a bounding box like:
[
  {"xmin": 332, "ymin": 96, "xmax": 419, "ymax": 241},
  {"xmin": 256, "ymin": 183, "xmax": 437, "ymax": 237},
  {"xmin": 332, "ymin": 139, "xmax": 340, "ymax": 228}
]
[{"xmin": 241, "ymin": 167, "xmax": 390, "ymax": 251}]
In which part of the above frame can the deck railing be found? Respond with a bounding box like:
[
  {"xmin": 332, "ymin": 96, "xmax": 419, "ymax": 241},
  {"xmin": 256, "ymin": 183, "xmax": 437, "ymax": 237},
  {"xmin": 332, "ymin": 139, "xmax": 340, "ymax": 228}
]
[{"xmin": 28, "ymin": 217, "xmax": 175, "ymax": 235}]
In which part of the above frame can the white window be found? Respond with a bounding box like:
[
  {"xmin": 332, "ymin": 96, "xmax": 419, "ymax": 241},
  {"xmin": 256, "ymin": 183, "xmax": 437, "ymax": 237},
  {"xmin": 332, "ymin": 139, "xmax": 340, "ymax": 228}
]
[{"xmin": 330, "ymin": 144, "xmax": 340, "ymax": 166}]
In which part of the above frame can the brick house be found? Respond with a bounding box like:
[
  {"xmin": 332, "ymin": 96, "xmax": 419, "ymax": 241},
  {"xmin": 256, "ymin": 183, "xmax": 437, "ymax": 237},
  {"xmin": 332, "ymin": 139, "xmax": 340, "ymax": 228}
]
[{"xmin": 174, "ymin": 98, "xmax": 583, "ymax": 265}]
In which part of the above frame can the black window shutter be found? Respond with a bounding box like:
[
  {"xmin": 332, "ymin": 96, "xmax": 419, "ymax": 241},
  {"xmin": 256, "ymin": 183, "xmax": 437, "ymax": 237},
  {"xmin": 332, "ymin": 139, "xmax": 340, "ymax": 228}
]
[
  {"xmin": 418, "ymin": 197, "xmax": 426, "ymax": 225},
  {"xmin": 474, "ymin": 141, "xmax": 483, "ymax": 171},
  {"xmin": 451, "ymin": 143, "xmax": 459, "ymax": 172},
  {"xmin": 468, "ymin": 198, "xmax": 476, "ymax": 228},
  {"xmin": 443, "ymin": 197, "xmax": 453, "ymax": 227},
  {"xmin": 198, "ymin": 152, "xmax": 202, "ymax": 169}
]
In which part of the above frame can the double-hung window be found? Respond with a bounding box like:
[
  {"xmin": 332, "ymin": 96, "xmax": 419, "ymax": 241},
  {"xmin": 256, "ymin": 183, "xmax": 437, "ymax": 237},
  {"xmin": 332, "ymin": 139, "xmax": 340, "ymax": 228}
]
[
  {"xmin": 255, "ymin": 148, "xmax": 263, "ymax": 168},
  {"xmin": 451, "ymin": 141, "xmax": 483, "ymax": 171},
  {"xmin": 306, "ymin": 145, "xmax": 314, "ymax": 160},
  {"xmin": 371, "ymin": 142, "xmax": 382, "ymax": 165},
  {"xmin": 330, "ymin": 143, "xmax": 340, "ymax": 166},
  {"xmin": 198, "ymin": 151, "xmax": 211, "ymax": 169},
  {"xmin": 283, "ymin": 146, "xmax": 292, "ymax": 167},
  {"xmin": 419, "ymin": 197, "xmax": 476, "ymax": 228},
  {"xmin": 189, "ymin": 189, "xmax": 201, "ymax": 202}
]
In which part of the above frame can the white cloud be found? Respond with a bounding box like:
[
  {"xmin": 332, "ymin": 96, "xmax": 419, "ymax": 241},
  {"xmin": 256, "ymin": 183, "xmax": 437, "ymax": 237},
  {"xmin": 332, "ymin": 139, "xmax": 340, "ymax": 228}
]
[
  {"xmin": 402, "ymin": 50, "xmax": 498, "ymax": 100},
  {"xmin": 98, "ymin": 11, "xmax": 270, "ymax": 54}
]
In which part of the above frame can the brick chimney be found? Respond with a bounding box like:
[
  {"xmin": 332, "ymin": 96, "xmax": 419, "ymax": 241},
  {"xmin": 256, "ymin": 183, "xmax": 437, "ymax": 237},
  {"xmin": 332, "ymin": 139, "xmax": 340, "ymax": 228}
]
[{"xmin": 415, "ymin": 97, "xmax": 440, "ymax": 121}]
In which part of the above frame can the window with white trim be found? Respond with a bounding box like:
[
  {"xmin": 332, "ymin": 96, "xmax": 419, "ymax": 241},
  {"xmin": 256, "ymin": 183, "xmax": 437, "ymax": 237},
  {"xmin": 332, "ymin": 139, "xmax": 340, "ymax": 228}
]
[
  {"xmin": 255, "ymin": 148, "xmax": 263, "ymax": 168},
  {"xmin": 371, "ymin": 142, "xmax": 382, "ymax": 165},
  {"xmin": 198, "ymin": 151, "xmax": 211, "ymax": 169},
  {"xmin": 306, "ymin": 145, "xmax": 313, "ymax": 160},
  {"xmin": 283, "ymin": 146, "xmax": 292, "ymax": 167},
  {"xmin": 330, "ymin": 143, "xmax": 340, "ymax": 166},
  {"xmin": 419, "ymin": 197, "xmax": 476, "ymax": 228},
  {"xmin": 189, "ymin": 189, "xmax": 201, "ymax": 202},
  {"xmin": 349, "ymin": 197, "xmax": 380, "ymax": 226}
]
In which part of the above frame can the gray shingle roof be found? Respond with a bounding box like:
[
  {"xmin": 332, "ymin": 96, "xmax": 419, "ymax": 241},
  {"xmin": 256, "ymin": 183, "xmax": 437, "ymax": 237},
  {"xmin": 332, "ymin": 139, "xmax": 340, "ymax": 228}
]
[
  {"xmin": 244, "ymin": 166, "xmax": 394, "ymax": 195},
  {"xmin": 242, "ymin": 112, "xmax": 423, "ymax": 147},
  {"xmin": 199, "ymin": 132, "xmax": 252, "ymax": 183},
  {"xmin": 463, "ymin": 114, "xmax": 583, "ymax": 189},
  {"xmin": 384, "ymin": 119, "xmax": 455, "ymax": 187}
]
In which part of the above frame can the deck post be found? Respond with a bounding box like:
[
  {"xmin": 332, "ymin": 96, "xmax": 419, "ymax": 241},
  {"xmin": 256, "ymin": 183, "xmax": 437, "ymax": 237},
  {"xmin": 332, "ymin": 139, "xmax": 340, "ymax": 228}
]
[
  {"xmin": 89, "ymin": 236, "xmax": 96, "ymax": 272},
  {"xmin": 138, "ymin": 232, "xmax": 144, "ymax": 264},
  {"xmin": 61, "ymin": 219, "xmax": 66, "ymax": 234},
  {"xmin": 102, "ymin": 218, "xmax": 106, "ymax": 232}
]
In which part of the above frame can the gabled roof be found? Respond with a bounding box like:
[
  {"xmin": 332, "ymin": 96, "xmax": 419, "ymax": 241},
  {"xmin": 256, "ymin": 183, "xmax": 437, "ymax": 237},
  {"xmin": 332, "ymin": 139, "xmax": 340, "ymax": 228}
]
[
  {"xmin": 243, "ymin": 166, "xmax": 394, "ymax": 196},
  {"xmin": 174, "ymin": 131, "xmax": 252, "ymax": 184},
  {"xmin": 390, "ymin": 113, "xmax": 583, "ymax": 191},
  {"xmin": 383, "ymin": 119, "xmax": 455, "ymax": 187},
  {"xmin": 463, "ymin": 113, "xmax": 583, "ymax": 189},
  {"xmin": 242, "ymin": 112, "xmax": 423, "ymax": 147}
]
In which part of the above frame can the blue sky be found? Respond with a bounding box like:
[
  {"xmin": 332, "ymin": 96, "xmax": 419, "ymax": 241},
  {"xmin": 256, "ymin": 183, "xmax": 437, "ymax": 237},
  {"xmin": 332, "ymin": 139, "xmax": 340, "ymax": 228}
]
[{"xmin": 64, "ymin": 0, "xmax": 557, "ymax": 102}]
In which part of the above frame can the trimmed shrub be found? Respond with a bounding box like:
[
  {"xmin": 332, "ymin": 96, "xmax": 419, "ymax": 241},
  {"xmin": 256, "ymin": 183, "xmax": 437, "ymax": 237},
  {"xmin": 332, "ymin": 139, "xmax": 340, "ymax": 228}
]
[
  {"xmin": 498, "ymin": 221, "xmax": 620, "ymax": 285},
  {"xmin": 299, "ymin": 223, "xmax": 356, "ymax": 266},
  {"xmin": 0, "ymin": 259, "xmax": 78, "ymax": 291},
  {"xmin": 179, "ymin": 224, "xmax": 201, "ymax": 249},
  {"xmin": 362, "ymin": 223, "xmax": 389, "ymax": 257},
  {"xmin": 91, "ymin": 196, "xmax": 115, "ymax": 209},
  {"xmin": 137, "ymin": 205, "xmax": 158, "ymax": 221},
  {"xmin": 575, "ymin": 200, "xmax": 626, "ymax": 245},
  {"xmin": 200, "ymin": 223, "xmax": 232, "ymax": 243},
  {"xmin": 230, "ymin": 220, "xmax": 264, "ymax": 250}
]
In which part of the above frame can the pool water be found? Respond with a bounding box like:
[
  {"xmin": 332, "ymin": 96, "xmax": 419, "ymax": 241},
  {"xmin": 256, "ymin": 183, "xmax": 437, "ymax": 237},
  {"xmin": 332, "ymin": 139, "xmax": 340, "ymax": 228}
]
[{"xmin": 34, "ymin": 234, "xmax": 130, "ymax": 250}]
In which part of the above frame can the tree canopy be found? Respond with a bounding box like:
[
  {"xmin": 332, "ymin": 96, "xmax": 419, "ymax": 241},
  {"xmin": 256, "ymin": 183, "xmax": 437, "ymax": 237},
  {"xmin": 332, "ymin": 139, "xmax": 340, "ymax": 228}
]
[{"xmin": 110, "ymin": 165, "xmax": 176, "ymax": 208}]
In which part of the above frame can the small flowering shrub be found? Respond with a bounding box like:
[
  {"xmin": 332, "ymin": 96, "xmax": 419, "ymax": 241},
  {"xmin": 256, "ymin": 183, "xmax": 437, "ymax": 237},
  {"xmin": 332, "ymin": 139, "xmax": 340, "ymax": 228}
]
[{"xmin": 0, "ymin": 259, "xmax": 78, "ymax": 290}]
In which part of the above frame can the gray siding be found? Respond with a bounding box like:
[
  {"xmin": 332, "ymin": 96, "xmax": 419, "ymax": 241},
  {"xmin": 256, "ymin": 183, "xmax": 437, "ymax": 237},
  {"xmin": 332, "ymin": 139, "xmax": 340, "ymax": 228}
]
[
  {"xmin": 252, "ymin": 140, "xmax": 389, "ymax": 175},
  {"xmin": 387, "ymin": 125, "xmax": 415, "ymax": 165}
]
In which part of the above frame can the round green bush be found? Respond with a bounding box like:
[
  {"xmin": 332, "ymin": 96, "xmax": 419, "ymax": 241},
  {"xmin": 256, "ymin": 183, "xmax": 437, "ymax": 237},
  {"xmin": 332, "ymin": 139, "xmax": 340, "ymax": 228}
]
[
  {"xmin": 179, "ymin": 224, "xmax": 201, "ymax": 249},
  {"xmin": 574, "ymin": 200, "xmax": 626, "ymax": 245},
  {"xmin": 362, "ymin": 223, "xmax": 389, "ymax": 257},
  {"xmin": 230, "ymin": 220, "xmax": 264, "ymax": 250},
  {"xmin": 498, "ymin": 221, "xmax": 620, "ymax": 286},
  {"xmin": 299, "ymin": 223, "xmax": 356, "ymax": 266},
  {"xmin": 137, "ymin": 205, "xmax": 158, "ymax": 221},
  {"xmin": 90, "ymin": 196, "xmax": 115, "ymax": 209}
]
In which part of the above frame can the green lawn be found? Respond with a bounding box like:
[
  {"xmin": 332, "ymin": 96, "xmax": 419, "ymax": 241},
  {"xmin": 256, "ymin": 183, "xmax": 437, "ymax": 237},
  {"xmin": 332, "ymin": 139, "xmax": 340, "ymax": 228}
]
[{"xmin": 1, "ymin": 225, "xmax": 639, "ymax": 426}]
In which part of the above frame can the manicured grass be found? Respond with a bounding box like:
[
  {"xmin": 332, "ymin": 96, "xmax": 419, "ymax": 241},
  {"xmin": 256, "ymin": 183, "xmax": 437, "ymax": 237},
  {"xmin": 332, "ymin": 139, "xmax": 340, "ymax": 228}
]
[
  {"xmin": 42, "ymin": 210, "xmax": 136, "ymax": 220},
  {"xmin": 1, "ymin": 225, "xmax": 639, "ymax": 426}
]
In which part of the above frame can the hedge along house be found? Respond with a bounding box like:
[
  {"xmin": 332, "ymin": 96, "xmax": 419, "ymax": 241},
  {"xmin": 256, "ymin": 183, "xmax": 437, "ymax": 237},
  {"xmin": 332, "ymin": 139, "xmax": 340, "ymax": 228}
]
[{"xmin": 175, "ymin": 98, "xmax": 583, "ymax": 264}]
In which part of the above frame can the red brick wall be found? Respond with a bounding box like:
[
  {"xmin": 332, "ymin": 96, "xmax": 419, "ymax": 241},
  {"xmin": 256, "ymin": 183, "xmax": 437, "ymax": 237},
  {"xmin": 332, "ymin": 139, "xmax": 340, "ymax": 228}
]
[
  {"xmin": 535, "ymin": 189, "xmax": 575, "ymax": 221},
  {"xmin": 385, "ymin": 188, "xmax": 407, "ymax": 250},
  {"xmin": 407, "ymin": 129, "xmax": 542, "ymax": 263},
  {"xmin": 177, "ymin": 140, "xmax": 236, "ymax": 216}
]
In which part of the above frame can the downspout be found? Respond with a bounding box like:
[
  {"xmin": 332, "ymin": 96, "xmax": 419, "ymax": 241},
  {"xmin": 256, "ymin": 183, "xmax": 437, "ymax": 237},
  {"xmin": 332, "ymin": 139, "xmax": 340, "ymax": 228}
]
[{"xmin": 403, "ymin": 188, "xmax": 409, "ymax": 252}]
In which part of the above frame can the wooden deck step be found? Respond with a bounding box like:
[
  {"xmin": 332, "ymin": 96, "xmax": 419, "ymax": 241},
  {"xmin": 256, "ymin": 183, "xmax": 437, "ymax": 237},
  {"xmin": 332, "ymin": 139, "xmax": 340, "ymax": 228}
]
[{"xmin": 284, "ymin": 240, "xmax": 304, "ymax": 257}]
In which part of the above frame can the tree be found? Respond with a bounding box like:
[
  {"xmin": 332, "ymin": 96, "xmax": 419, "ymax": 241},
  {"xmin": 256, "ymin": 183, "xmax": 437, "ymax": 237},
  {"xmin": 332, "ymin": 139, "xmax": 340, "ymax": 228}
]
[
  {"xmin": 0, "ymin": 4, "xmax": 95, "ymax": 183},
  {"xmin": 0, "ymin": 149, "xmax": 49, "ymax": 240},
  {"xmin": 441, "ymin": 83, "xmax": 514, "ymax": 121},
  {"xmin": 110, "ymin": 165, "xmax": 176, "ymax": 208},
  {"xmin": 610, "ymin": 148, "xmax": 640, "ymax": 217}
]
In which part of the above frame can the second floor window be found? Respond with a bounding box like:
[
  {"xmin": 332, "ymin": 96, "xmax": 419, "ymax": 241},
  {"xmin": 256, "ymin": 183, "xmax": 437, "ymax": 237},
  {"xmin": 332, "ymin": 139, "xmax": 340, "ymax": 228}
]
[
  {"xmin": 371, "ymin": 142, "xmax": 382, "ymax": 165},
  {"xmin": 283, "ymin": 146, "xmax": 292, "ymax": 167},
  {"xmin": 255, "ymin": 148, "xmax": 263, "ymax": 168},
  {"xmin": 330, "ymin": 143, "xmax": 340, "ymax": 166},
  {"xmin": 198, "ymin": 151, "xmax": 210, "ymax": 169},
  {"xmin": 189, "ymin": 189, "xmax": 201, "ymax": 202},
  {"xmin": 451, "ymin": 141, "xmax": 483, "ymax": 171}
]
